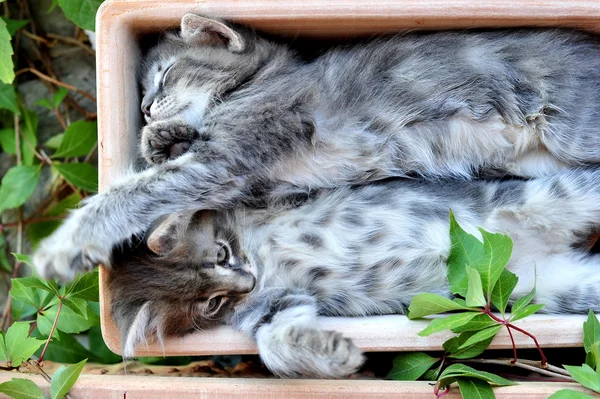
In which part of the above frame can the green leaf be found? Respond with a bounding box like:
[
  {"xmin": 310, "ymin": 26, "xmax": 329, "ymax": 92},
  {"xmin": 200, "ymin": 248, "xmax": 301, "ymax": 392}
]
[
  {"xmin": 45, "ymin": 133, "xmax": 64, "ymax": 149},
  {"xmin": 0, "ymin": 128, "xmax": 15, "ymax": 154},
  {"xmin": 0, "ymin": 378, "xmax": 45, "ymax": 399},
  {"xmin": 438, "ymin": 363, "xmax": 517, "ymax": 388},
  {"xmin": 510, "ymin": 285, "xmax": 537, "ymax": 320},
  {"xmin": 447, "ymin": 211, "xmax": 484, "ymax": 297},
  {"xmin": 88, "ymin": 326, "xmax": 122, "ymax": 364},
  {"xmin": 52, "ymin": 87, "xmax": 69, "ymax": 109},
  {"xmin": 387, "ymin": 352, "xmax": 439, "ymax": 380},
  {"xmin": 10, "ymin": 280, "xmax": 42, "ymax": 308},
  {"xmin": 20, "ymin": 107, "xmax": 39, "ymax": 166},
  {"xmin": 37, "ymin": 302, "xmax": 99, "ymax": 336},
  {"xmin": 421, "ymin": 368, "xmax": 440, "ymax": 381},
  {"xmin": 52, "ymin": 120, "xmax": 97, "ymax": 158},
  {"xmin": 471, "ymin": 228, "xmax": 513, "ymax": 296},
  {"xmin": 585, "ymin": 350, "xmax": 597, "ymax": 371},
  {"xmin": 57, "ymin": 0, "xmax": 104, "ymax": 30},
  {"xmin": 548, "ymin": 389, "xmax": 599, "ymax": 399},
  {"xmin": 0, "ymin": 331, "xmax": 7, "ymax": 361},
  {"xmin": 50, "ymin": 358, "xmax": 87, "ymax": 399},
  {"xmin": 49, "ymin": 0, "xmax": 59, "ymax": 12},
  {"xmin": 490, "ymin": 269, "xmax": 518, "ymax": 315},
  {"xmin": 11, "ymin": 253, "xmax": 33, "ymax": 266},
  {"xmin": 13, "ymin": 276, "xmax": 60, "ymax": 296},
  {"xmin": 510, "ymin": 303, "xmax": 545, "ymax": 322},
  {"xmin": 465, "ymin": 266, "xmax": 486, "ymax": 307},
  {"xmin": 455, "ymin": 378, "xmax": 495, "ymax": 399},
  {"xmin": 5, "ymin": 322, "xmax": 45, "ymax": 366},
  {"xmin": 0, "ymin": 82, "xmax": 19, "ymax": 114},
  {"xmin": 1, "ymin": 18, "xmax": 29, "ymax": 36},
  {"xmin": 418, "ymin": 312, "xmax": 480, "ymax": 337},
  {"xmin": 53, "ymin": 163, "xmax": 98, "ymax": 192},
  {"xmin": 584, "ymin": 310, "xmax": 600, "ymax": 354},
  {"xmin": 564, "ymin": 364, "xmax": 600, "ymax": 393},
  {"xmin": 35, "ymin": 98, "xmax": 53, "ymax": 111},
  {"xmin": 0, "ymin": 18, "xmax": 14, "ymax": 83},
  {"xmin": 450, "ymin": 313, "xmax": 498, "ymax": 333},
  {"xmin": 0, "ymin": 166, "xmax": 41, "ymax": 213},
  {"xmin": 36, "ymin": 330, "xmax": 91, "ymax": 364},
  {"xmin": 444, "ymin": 330, "xmax": 496, "ymax": 359},
  {"xmin": 65, "ymin": 270, "xmax": 99, "ymax": 301},
  {"xmin": 448, "ymin": 334, "xmax": 495, "ymax": 360},
  {"xmin": 61, "ymin": 297, "xmax": 88, "ymax": 318},
  {"xmin": 456, "ymin": 325, "xmax": 502, "ymax": 351},
  {"xmin": 407, "ymin": 293, "xmax": 471, "ymax": 319}
]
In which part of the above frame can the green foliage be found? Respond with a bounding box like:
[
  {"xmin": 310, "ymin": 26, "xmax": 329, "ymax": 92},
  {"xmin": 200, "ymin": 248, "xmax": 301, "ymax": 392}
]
[
  {"xmin": 0, "ymin": 18, "xmax": 14, "ymax": 84},
  {"xmin": 0, "ymin": 1, "xmax": 108, "ymax": 397},
  {"xmin": 489, "ymin": 269, "xmax": 518, "ymax": 316},
  {"xmin": 57, "ymin": 0, "xmax": 104, "ymax": 31},
  {"xmin": 4, "ymin": 322, "xmax": 45, "ymax": 366},
  {"xmin": 0, "ymin": 378, "xmax": 45, "ymax": 399},
  {"xmin": 437, "ymin": 364, "xmax": 517, "ymax": 389},
  {"xmin": 52, "ymin": 120, "xmax": 97, "ymax": 158},
  {"xmin": 50, "ymin": 359, "xmax": 87, "ymax": 399},
  {"xmin": 1, "ymin": 18, "xmax": 29, "ymax": 36},
  {"xmin": 551, "ymin": 311, "xmax": 600, "ymax": 398},
  {"xmin": 53, "ymin": 163, "xmax": 98, "ymax": 192},
  {"xmin": 408, "ymin": 293, "xmax": 470, "ymax": 319},
  {"xmin": 0, "ymin": 166, "xmax": 41, "ymax": 214},
  {"xmin": 393, "ymin": 212, "xmax": 550, "ymax": 398},
  {"xmin": 0, "ymin": 83, "xmax": 19, "ymax": 114},
  {"xmin": 386, "ymin": 352, "xmax": 439, "ymax": 380},
  {"xmin": 549, "ymin": 390, "xmax": 598, "ymax": 399},
  {"xmin": 455, "ymin": 378, "xmax": 495, "ymax": 399}
]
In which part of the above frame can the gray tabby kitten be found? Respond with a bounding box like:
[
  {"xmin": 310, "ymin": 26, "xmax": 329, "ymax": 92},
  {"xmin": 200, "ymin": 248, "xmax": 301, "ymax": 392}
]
[
  {"xmin": 34, "ymin": 14, "xmax": 600, "ymax": 280},
  {"xmin": 109, "ymin": 169, "xmax": 600, "ymax": 378}
]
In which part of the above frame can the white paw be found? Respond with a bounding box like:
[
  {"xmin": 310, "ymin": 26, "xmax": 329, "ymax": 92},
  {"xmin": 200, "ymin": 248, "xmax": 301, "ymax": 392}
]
[
  {"xmin": 258, "ymin": 326, "xmax": 364, "ymax": 378},
  {"xmin": 32, "ymin": 206, "xmax": 111, "ymax": 281}
]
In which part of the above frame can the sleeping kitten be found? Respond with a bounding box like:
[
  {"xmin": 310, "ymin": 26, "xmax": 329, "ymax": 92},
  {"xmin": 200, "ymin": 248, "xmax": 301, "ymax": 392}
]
[
  {"xmin": 34, "ymin": 15, "xmax": 600, "ymax": 280},
  {"xmin": 109, "ymin": 169, "xmax": 600, "ymax": 378}
]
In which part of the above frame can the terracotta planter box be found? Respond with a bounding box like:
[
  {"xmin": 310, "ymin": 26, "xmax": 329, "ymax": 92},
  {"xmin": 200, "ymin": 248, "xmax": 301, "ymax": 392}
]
[
  {"xmin": 1, "ymin": 372, "xmax": 597, "ymax": 399},
  {"xmin": 96, "ymin": 0, "xmax": 600, "ymax": 363}
]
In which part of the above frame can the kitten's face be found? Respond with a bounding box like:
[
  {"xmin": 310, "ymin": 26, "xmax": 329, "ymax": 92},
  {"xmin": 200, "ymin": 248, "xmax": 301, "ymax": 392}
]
[
  {"xmin": 140, "ymin": 14, "xmax": 264, "ymax": 125},
  {"xmin": 108, "ymin": 210, "xmax": 255, "ymax": 357}
]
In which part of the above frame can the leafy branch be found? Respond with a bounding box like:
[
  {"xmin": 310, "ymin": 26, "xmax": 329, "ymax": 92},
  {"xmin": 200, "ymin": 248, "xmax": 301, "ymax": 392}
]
[{"xmin": 389, "ymin": 211, "xmax": 572, "ymax": 398}]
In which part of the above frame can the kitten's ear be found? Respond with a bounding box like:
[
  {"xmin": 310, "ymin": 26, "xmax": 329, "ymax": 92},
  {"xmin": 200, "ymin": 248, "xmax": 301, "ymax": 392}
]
[
  {"xmin": 180, "ymin": 14, "xmax": 245, "ymax": 52},
  {"xmin": 146, "ymin": 213, "xmax": 184, "ymax": 255}
]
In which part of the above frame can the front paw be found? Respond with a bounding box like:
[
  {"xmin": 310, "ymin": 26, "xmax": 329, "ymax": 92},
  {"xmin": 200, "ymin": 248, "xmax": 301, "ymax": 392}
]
[
  {"xmin": 258, "ymin": 326, "xmax": 364, "ymax": 378},
  {"xmin": 33, "ymin": 210, "xmax": 110, "ymax": 281},
  {"xmin": 141, "ymin": 120, "xmax": 198, "ymax": 164}
]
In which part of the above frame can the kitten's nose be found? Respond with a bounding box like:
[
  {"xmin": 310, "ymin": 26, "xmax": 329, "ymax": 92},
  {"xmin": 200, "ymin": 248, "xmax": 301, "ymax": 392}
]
[{"xmin": 141, "ymin": 100, "xmax": 152, "ymax": 117}]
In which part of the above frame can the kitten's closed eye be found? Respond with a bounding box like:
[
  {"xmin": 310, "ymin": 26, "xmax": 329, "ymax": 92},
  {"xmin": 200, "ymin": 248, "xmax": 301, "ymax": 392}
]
[{"xmin": 160, "ymin": 63, "xmax": 176, "ymax": 88}]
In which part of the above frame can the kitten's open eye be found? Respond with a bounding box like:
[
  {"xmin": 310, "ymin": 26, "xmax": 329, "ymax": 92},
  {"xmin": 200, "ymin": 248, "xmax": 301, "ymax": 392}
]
[
  {"xmin": 206, "ymin": 296, "xmax": 222, "ymax": 314},
  {"xmin": 160, "ymin": 63, "xmax": 175, "ymax": 87},
  {"xmin": 216, "ymin": 244, "xmax": 229, "ymax": 265}
]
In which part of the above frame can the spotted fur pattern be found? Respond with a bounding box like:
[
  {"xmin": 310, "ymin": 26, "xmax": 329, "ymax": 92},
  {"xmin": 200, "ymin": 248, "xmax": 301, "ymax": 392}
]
[
  {"xmin": 109, "ymin": 169, "xmax": 600, "ymax": 378},
  {"xmin": 33, "ymin": 16, "xmax": 600, "ymax": 286}
]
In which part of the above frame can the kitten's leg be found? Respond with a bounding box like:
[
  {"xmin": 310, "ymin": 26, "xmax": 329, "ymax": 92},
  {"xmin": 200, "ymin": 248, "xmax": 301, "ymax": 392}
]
[
  {"xmin": 141, "ymin": 119, "xmax": 199, "ymax": 164},
  {"xmin": 234, "ymin": 289, "xmax": 364, "ymax": 378},
  {"xmin": 509, "ymin": 252, "xmax": 600, "ymax": 314},
  {"xmin": 33, "ymin": 154, "xmax": 249, "ymax": 280},
  {"xmin": 491, "ymin": 168, "xmax": 600, "ymax": 249},
  {"xmin": 490, "ymin": 169, "xmax": 600, "ymax": 313}
]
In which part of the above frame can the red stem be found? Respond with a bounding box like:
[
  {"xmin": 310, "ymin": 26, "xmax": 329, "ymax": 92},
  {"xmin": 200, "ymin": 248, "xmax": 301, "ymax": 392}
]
[
  {"xmin": 483, "ymin": 310, "xmax": 547, "ymax": 367},
  {"xmin": 38, "ymin": 300, "xmax": 62, "ymax": 363},
  {"xmin": 505, "ymin": 325, "xmax": 517, "ymax": 364},
  {"xmin": 505, "ymin": 323, "xmax": 547, "ymax": 366}
]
